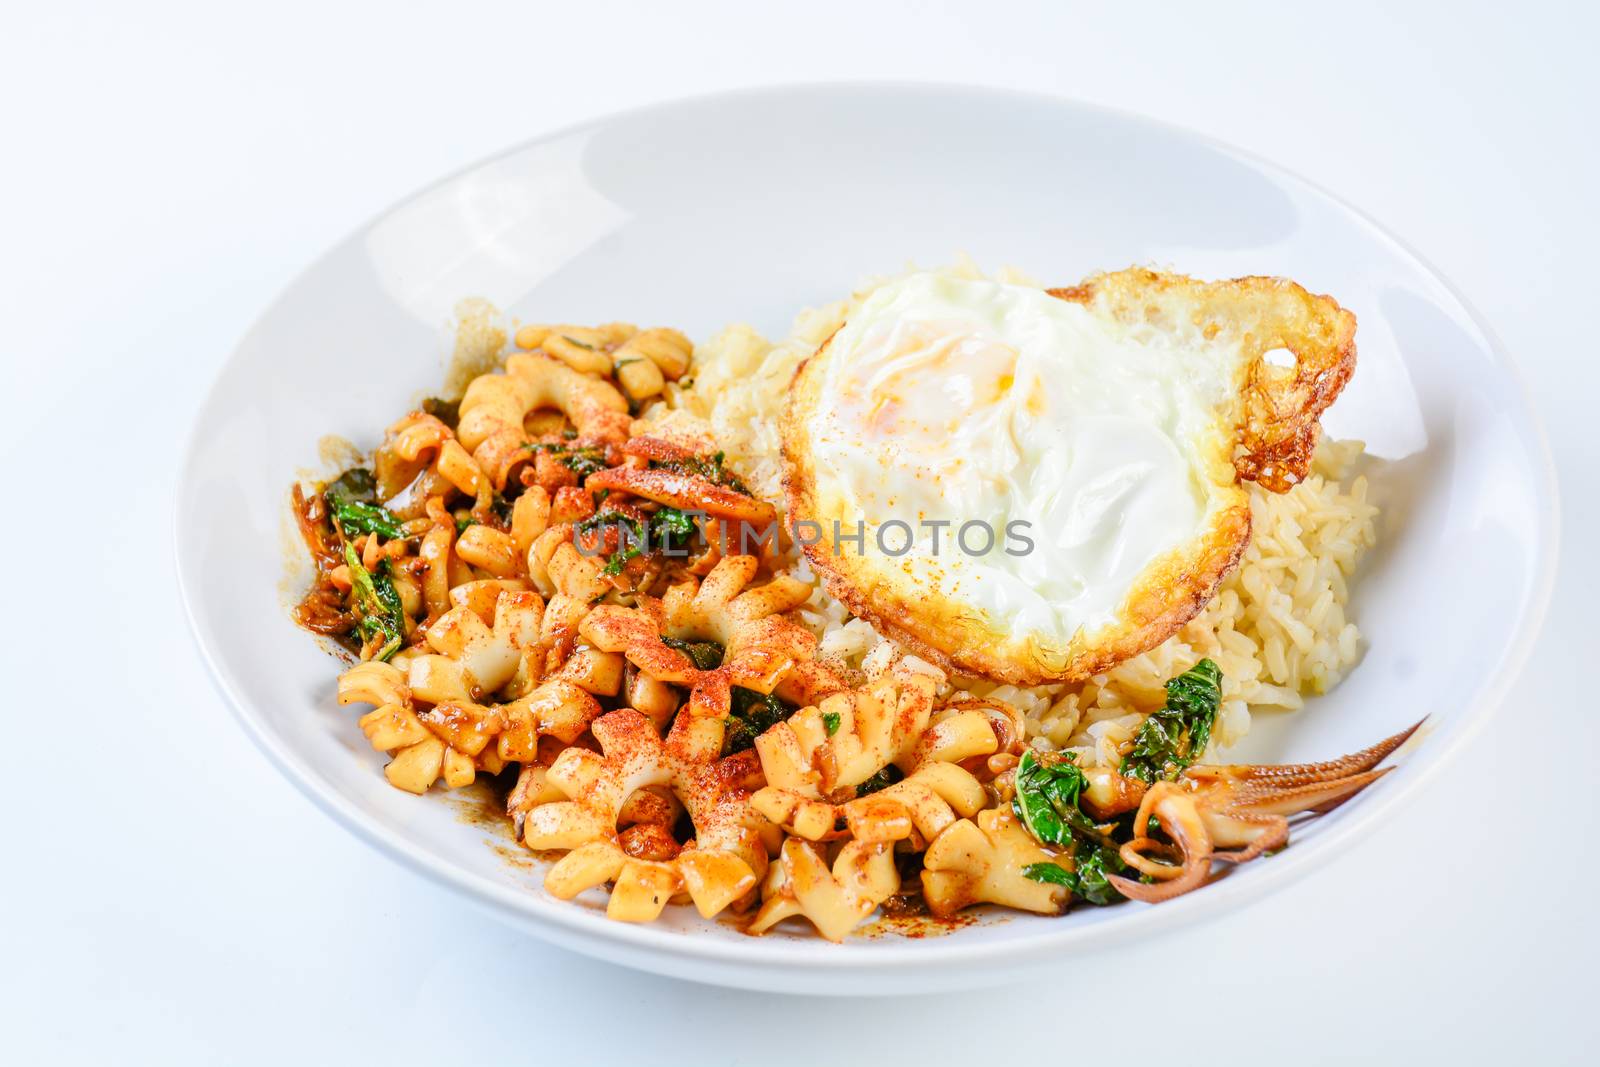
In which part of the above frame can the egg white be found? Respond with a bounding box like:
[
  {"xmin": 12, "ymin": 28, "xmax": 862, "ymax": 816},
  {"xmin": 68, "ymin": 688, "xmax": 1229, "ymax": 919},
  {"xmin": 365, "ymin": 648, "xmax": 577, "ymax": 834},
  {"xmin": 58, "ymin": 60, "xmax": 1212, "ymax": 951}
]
[
  {"xmin": 806, "ymin": 272, "xmax": 1237, "ymax": 643},
  {"xmin": 782, "ymin": 268, "xmax": 1356, "ymax": 684}
]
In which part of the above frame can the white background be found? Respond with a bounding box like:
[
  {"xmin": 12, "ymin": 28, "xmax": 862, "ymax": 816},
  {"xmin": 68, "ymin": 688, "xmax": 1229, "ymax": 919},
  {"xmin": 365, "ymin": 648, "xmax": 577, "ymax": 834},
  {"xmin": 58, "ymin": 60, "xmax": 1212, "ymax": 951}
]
[{"xmin": 3, "ymin": 2, "xmax": 1594, "ymax": 1063}]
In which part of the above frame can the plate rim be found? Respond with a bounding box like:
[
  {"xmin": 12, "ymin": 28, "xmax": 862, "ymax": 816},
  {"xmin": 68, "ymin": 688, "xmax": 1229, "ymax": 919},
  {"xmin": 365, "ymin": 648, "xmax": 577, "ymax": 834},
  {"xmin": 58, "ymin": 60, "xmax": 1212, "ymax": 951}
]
[{"xmin": 174, "ymin": 81, "xmax": 1562, "ymax": 988}]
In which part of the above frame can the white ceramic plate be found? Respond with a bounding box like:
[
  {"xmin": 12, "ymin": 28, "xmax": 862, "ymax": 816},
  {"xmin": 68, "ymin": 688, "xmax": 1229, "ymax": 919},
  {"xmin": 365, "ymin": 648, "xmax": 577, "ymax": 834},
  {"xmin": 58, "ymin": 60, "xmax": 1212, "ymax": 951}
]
[{"xmin": 176, "ymin": 84, "xmax": 1558, "ymax": 995}]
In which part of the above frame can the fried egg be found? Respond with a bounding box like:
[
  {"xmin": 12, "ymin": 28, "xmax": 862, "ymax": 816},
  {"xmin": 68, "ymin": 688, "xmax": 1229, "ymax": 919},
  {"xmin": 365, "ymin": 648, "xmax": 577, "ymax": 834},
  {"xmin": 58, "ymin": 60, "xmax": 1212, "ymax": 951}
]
[{"xmin": 782, "ymin": 268, "xmax": 1356, "ymax": 684}]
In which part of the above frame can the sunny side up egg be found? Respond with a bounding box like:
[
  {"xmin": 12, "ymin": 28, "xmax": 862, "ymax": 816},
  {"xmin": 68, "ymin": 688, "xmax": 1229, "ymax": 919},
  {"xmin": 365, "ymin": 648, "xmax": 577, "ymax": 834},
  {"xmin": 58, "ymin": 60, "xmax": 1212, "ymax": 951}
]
[{"xmin": 782, "ymin": 269, "xmax": 1357, "ymax": 685}]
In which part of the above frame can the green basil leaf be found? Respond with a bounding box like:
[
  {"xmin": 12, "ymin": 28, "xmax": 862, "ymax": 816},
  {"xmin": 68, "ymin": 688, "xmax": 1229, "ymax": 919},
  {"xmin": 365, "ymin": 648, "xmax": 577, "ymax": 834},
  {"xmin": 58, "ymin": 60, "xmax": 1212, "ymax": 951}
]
[
  {"xmin": 342, "ymin": 541, "xmax": 404, "ymax": 661},
  {"xmin": 1120, "ymin": 658, "xmax": 1224, "ymax": 783},
  {"xmin": 1022, "ymin": 862, "xmax": 1073, "ymax": 887},
  {"xmin": 660, "ymin": 636, "xmax": 725, "ymax": 671},
  {"xmin": 722, "ymin": 687, "xmax": 795, "ymax": 756},
  {"xmin": 331, "ymin": 499, "xmax": 406, "ymax": 540}
]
